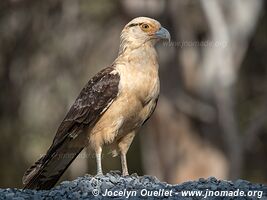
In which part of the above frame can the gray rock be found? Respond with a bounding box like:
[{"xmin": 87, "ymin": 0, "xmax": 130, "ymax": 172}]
[
  {"xmin": 100, "ymin": 181, "xmax": 113, "ymax": 191},
  {"xmin": 12, "ymin": 197, "xmax": 25, "ymax": 200},
  {"xmin": 0, "ymin": 172, "xmax": 266, "ymax": 199},
  {"xmin": 109, "ymin": 175, "xmax": 119, "ymax": 184}
]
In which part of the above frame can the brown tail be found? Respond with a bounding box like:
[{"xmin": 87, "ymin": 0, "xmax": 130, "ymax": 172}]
[{"xmin": 22, "ymin": 138, "xmax": 84, "ymax": 190}]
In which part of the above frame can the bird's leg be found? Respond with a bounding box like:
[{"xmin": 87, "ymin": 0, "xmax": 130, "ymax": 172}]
[
  {"xmin": 120, "ymin": 152, "xmax": 129, "ymax": 176},
  {"xmin": 95, "ymin": 147, "xmax": 103, "ymax": 175},
  {"xmin": 118, "ymin": 132, "xmax": 135, "ymax": 176}
]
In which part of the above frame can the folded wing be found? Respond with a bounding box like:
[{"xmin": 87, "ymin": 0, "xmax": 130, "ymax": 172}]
[{"xmin": 23, "ymin": 66, "xmax": 120, "ymax": 190}]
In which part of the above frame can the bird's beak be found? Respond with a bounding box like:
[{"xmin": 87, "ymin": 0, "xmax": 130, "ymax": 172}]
[{"xmin": 155, "ymin": 27, "xmax": 171, "ymax": 42}]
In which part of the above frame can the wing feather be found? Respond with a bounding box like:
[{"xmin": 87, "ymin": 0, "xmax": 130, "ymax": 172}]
[
  {"xmin": 23, "ymin": 66, "xmax": 120, "ymax": 188},
  {"xmin": 52, "ymin": 66, "xmax": 120, "ymax": 146}
]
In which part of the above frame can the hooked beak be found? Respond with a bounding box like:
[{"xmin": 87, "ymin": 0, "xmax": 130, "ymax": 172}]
[{"xmin": 155, "ymin": 27, "xmax": 171, "ymax": 42}]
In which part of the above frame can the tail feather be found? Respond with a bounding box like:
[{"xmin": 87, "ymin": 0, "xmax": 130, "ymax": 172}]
[
  {"xmin": 23, "ymin": 137, "xmax": 85, "ymax": 190},
  {"xmin": 22, "ymin": 155, "xmax": 45, "ymax": 185}
]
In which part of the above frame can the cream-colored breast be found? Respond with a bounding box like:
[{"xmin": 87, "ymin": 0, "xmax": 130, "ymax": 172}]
[{"xmin": 89, "ymin": 60, "xmax": 159, "ymax": 149}]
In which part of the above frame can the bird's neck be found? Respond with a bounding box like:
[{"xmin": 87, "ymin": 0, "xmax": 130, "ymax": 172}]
[{"xmin": 116, "ymin": 42, "xmax": 158, "ymax": 70}]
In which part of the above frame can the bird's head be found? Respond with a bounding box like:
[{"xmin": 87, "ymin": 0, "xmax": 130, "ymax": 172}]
[{"xmin": 119, "ymin": 17, "xmax": 170, "ymax": 54}]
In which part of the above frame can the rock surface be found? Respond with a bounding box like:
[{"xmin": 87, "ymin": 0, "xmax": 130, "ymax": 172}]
[{"xmin": 0, "ymin": 171, "xmax": 266, "ymax": 199}]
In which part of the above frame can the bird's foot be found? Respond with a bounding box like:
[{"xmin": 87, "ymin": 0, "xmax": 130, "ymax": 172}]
[
  {"xmin": 122, "ymin": 171, "xmax": 129, "ymax": 176},
  {"xmin": 96, "ymin": 171, "xmax": 104, "ymax": 178}
]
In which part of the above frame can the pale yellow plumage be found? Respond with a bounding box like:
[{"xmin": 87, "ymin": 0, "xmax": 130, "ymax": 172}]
[
  {"xmin": 89, "ymin": 17, "xmax": 169, "ymax": 176},
  {"xmin": 23, "ymin": 17, "xmax": 170, "ymax": 190}
]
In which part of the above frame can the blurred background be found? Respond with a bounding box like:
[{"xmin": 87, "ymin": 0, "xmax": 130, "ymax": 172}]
[{"xmin": 0, "ymin": 0, "xmax": 266, "ymax": 188}]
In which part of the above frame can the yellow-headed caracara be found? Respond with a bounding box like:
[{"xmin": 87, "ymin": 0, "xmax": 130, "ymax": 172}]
[{"xmin": 23, "ymin": 17, "xmax": 170, "ymax": 190}]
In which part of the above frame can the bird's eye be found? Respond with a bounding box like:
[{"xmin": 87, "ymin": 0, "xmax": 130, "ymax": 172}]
[{"xmin": 141, "ymin": 23, "xmax": 150, "ymax": 31}]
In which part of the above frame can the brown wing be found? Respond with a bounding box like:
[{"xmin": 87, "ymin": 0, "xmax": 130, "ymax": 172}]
[
  {"xmin": 52, "ymin": 66, "xmax": 120, "ymax": 146},
  {"xmin": 141, "ymin": 97, "xmax": 159, "ymax": 126},
  {"xmin": 23, "ymin": 66, "xmax": 120, "ymax": 189}
]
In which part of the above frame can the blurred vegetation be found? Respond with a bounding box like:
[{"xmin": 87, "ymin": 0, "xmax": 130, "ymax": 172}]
[{"xmin": 0, "ymin": 0, "xmax": 266, "ymax": 188}]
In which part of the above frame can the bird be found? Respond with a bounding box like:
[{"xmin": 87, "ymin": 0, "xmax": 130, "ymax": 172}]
[{"xmin": 22, "ymin": 16, "xmax": 170, "ymax": 190}]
